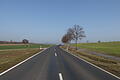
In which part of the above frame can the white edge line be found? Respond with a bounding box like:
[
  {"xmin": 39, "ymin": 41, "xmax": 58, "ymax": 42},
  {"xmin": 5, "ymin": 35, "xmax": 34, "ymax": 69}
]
[
  {"xmin": 62, "ymin": 48, "xmax": 120, "ymax": 80},
  {"xmin": 59, "ymin": 73, "xmax": 63, "ymax": 80},
  {"xmin": 0, "ymin": 48, "xmax": 49, "ymax": 76}
]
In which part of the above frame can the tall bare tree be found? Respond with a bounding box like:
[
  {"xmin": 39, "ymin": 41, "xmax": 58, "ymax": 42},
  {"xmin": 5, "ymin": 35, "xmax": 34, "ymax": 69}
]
[
  {"xmin": 67, "ymin": 28, "xmax": 74, "ymax": 42},
  {"xmin": 62, "ymin": 24, "xmax": 86, "ymax": 50},
  {"xmin": 70, "ymin": 25, "xmax": 86, "ymax": 50}
]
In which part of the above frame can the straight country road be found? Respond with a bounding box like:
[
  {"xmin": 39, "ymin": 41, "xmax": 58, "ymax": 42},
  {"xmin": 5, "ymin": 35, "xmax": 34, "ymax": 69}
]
[{"xmin": 0, "ymin": 46, "xmax": 119, "ymax": 80}]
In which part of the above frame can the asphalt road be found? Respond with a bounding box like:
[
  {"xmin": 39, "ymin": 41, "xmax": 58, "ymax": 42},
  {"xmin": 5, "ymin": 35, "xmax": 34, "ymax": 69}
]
[{"xmin": 0, "ymin": 46, "xmax": 119, "ymax": 80}]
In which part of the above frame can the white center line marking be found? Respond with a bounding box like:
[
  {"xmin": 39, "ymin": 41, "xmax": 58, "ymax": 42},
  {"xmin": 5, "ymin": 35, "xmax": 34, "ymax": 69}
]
[
  {"xmin": 59, "ymin": 73, "xmax": 63, "ymax": 80},
  {"xmin": 55, "ymin": 53, "xmax": 57, "ymax": 56}
]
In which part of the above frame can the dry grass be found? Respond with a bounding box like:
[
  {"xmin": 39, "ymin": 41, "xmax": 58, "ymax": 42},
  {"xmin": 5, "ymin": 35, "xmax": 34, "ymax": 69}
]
[
  {"xmin": 62, "ymin": 46, "xmax": 120, "ymax": 77},
  {"xmin": 0, "ymin": 48, "xmax": 41, "ymax": 73}
]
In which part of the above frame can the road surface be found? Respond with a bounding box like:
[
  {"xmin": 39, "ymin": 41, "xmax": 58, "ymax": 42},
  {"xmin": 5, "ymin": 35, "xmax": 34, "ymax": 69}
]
[{"xmin": 0, "ymin": 46, "xmax": 119, "ymax": 80}]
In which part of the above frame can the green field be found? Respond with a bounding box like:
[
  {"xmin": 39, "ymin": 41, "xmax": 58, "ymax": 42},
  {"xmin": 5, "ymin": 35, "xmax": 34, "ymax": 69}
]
[
  {"xmin": 0, "ymin": 44, "xmax": 53, "ymax": 50},
  {"xmin": 72, "ymin": 42, "xmax": 120, "ymax": 57}
]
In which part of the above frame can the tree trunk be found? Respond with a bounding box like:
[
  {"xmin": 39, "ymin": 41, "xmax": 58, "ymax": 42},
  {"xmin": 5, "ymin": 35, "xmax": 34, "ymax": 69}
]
[{"xmin": 75, "ymin": 39, "xmax": 77, "ymax": 50}]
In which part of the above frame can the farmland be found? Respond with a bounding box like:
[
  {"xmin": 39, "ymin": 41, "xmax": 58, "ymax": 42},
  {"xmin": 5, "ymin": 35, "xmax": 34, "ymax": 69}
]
[
  {"xmin": 0, "ymin": 44, "xmax": 53, "ymax": 50},
  {"xmin": 72, "ymin": 42, "xmax": 120, "ymax": 57}
]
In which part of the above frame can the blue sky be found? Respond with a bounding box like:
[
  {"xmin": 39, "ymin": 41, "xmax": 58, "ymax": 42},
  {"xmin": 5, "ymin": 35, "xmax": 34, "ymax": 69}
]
[{"xmin": 0, "ymin": 0, "xmax": 120, "ymax": 44}]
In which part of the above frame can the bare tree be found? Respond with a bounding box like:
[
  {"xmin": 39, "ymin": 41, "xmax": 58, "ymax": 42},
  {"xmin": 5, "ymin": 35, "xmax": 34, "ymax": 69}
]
[
  {"xmin": 71, "ymin": 25, "xmax": 86, "ymax": 50},
  {"xmin": 98, "ymin": 40, "xmax": 101, "ymax": 43},
  {"xmin": 62, "ymin": 33, "xmax": 73, "ymax": 50},
  {"xmin": 62, "ymin": 24, "xmax": 86, "ymax": 50},
  {"xmin": 61, "ymin": 34, "xmax": 69, "ymax": 44},
  {"xmin": 22, "ymin": 39, "xmax": 29, "ymax": 44},
  {"xmin": 67, "ymin": 28, "xmax": 74, "ymax": 42}
]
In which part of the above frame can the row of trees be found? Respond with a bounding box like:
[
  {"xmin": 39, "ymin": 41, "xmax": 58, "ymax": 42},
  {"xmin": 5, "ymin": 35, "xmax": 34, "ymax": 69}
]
[
  {"xmin": 61, "ymin": 24, "xmax": 86, "ymax": 50},
  {"xmin": 0, "ymin": 39, "xmax": 29, "ymax": 44}
]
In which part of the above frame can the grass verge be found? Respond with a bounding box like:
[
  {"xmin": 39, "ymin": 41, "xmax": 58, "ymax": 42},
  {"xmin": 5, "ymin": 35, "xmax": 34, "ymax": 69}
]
[
  {"xmin": 61, "ymin": 46, "xmax": 120, "ymax": 77},
  {"xmin": 0, "ymin": 48, "xmax": 42, "ymax": 73}
]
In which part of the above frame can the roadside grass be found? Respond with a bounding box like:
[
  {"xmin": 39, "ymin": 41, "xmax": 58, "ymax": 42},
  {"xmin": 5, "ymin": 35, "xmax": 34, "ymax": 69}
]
[
  {"xmin": 72, "ymin": 42, "xmax": 120, "ymax": 57},
  {"xmin": 0, "ymin": 43, "xmax": 52, "ymax": 73},
  {"xmin": 0, "ymin": 44, "xmax": 53, "ymax": 50},
  {"xmin": 61, "ymin": 46, "xmax": 120, "ymax": 77},
  {"xmin": 0, "ymin": 48, "xmax": 42, "ymax": 73}
]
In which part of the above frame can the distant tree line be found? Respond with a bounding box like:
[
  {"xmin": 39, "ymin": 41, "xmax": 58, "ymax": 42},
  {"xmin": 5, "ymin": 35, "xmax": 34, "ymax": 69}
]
[
  {"xmin": 61, "ymin": 24, "xmax": 86, "ymax": 50},
  {"xmin": 0, "ymin": 39, "xmax": 29, "ymax": 44}
]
